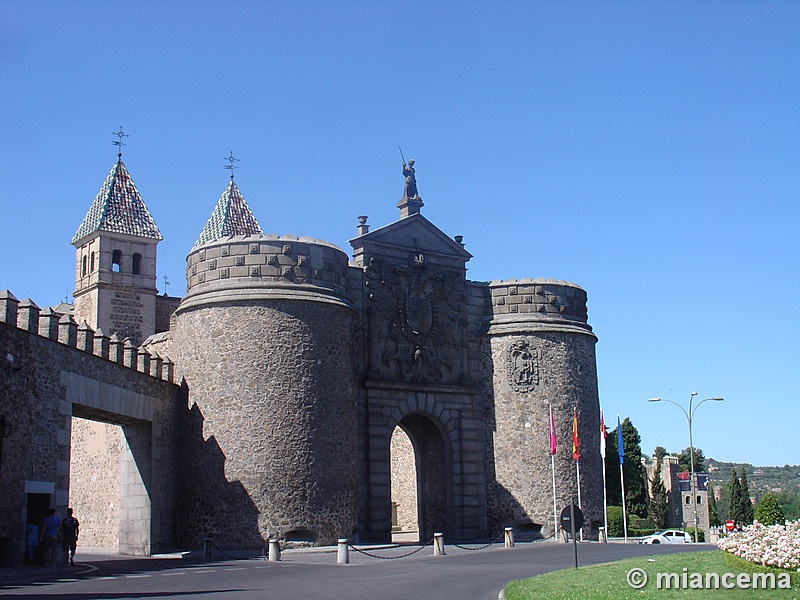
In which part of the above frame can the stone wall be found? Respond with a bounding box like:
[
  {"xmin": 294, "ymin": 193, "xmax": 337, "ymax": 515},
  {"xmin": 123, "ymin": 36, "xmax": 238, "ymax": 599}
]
[
  {"xmin": 483, "ymin": 279, "xmax": 603, "ymax": 538},
  {"xmin": 0, "ymin": 291, "xmax": 182, "ymax": 563},
  {"xmin": 69, "ymin": 418, "xmax": 122, "ymax": 547},
  {"xmin": 172, "ymin": 235, "xmax": 358, "ymax": 548},
  {"xmin": 390, "ymin": 426, "xmax": 418, "ymax": 532}
]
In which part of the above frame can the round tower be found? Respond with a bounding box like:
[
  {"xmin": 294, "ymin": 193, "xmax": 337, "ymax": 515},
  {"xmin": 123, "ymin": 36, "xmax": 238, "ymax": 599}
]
[
  {"xmin": 172, "ymin": 230, "xmax": 358, "ymax": 548},
  {"xmin": 483, "ymin": 278, "xmax": 602, "ymax": 538}
]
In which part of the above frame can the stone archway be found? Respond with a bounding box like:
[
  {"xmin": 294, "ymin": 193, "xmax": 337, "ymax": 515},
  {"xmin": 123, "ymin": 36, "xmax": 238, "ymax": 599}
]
[{"xmin": 394, "ymin": 413, "xmax": 447, "ymax": 543}]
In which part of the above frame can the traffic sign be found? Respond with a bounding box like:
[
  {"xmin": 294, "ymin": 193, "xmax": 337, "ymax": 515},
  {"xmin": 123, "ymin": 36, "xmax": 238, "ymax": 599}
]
[
  {"xmin": 725, "ymin": 520, "xmax": 735, "ymax": 531},
  {"xmin": 560, "ymin": 504, "xmax": 584, "ymax": 534}
]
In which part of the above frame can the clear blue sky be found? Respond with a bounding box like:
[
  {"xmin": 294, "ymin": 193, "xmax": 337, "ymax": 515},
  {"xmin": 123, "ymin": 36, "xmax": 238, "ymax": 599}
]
[{"xmin": 1, "ymin": 2, "xmax": 798, "ymax": 466}]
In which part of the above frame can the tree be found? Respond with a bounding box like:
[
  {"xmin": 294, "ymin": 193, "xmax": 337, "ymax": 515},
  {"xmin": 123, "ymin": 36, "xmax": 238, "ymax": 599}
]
[
  {"xmin": 740, "ymin": 468, "xmax": 754, "ymax": 525},
  {"xmin": 707, "ymin": 487, "xmax": 720, "ymax": 527},
  {"xmin": 653, "ymin": 446, "xmax": 668, "ymax": 461},
  {"xmin": 774, "ymin": 491, "xmax": 800, "ymax": 521},
  {"xmin": 755, "ymin": 494, "xmax": 785, "ymax": 525},
  {"xmin": 648, "ymin": 459, "xmax": 669, "ymax": 529},
  {"xmin": 677, "ymin": 447, "xmax": 706, "ymax": 473},
  {"xmin": 602, "ymin": 418, "xmax": 647, "ymax": 517},
  {"xmin": 727, "ymin": 468, "xmax": 744, "ymax": 525}
]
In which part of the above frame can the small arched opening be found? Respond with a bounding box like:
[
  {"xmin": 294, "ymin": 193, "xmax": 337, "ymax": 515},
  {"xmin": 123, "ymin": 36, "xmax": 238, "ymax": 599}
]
[
  {"xmin": 112, "ymin": 249, "xmax": 122, "ymax": 273},
  {"xmin": 132, "ymin": 253, "xmax": 142, "ymax": 275}
]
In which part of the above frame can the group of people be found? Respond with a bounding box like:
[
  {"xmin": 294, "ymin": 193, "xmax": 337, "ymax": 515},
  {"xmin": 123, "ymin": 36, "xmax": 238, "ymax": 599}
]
[{"xmin": 25, "ymin": 507, "xmax": 80, "ymax": 567}]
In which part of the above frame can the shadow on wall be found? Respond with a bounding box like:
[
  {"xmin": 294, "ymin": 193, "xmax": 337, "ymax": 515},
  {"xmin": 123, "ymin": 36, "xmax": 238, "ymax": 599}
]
[
  {"xmin": 178, "ymin": 400, "xmax": 261, "ymax": 550},
  {"xmin": 481, "ymin": 358, "xmax": 544, "ymax": 540}
]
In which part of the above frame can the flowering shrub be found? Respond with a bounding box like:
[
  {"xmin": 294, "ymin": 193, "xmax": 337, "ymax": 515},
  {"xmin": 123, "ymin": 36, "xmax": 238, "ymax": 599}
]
[{"xmin": 718, "ymin": 519, "xmax": 800, "ymax": 571}]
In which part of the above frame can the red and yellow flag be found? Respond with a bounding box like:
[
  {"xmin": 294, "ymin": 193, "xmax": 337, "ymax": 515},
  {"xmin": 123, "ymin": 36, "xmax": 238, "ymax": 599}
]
[{"xmin": 572, "ymin": 407, "xmax": 579, "ymax": 460}]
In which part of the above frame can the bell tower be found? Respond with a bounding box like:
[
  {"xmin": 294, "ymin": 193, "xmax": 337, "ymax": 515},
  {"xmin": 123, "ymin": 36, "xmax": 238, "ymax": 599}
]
[{"xmin": 72, "ymin": 133, "xmax": 162, "ymax": 346}]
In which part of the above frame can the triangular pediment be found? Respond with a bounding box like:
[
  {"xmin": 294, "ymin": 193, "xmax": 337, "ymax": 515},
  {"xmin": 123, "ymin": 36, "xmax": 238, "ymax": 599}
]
[{"xmin": 350, "ymin": 213, "xmax": 472, "ymax": 268}]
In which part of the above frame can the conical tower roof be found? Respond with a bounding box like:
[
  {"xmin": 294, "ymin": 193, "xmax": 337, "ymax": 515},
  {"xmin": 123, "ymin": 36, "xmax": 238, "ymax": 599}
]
[
  {"xmin": 193, "ymin": 179, "xmax": 263, "ymax": 248},
  {"xmin": 72, "ymin": 159, "xmax": 162, "ymax": 244}
]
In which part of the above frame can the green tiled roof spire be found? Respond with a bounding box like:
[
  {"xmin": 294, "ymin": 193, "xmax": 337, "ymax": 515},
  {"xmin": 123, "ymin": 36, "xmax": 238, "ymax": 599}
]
[
  {"xmin": 193, "ymin": 179, "xmax": 263, "ymax": 248},
  {"xmin": 72, "ymin": 159, "xmax": 162, "ymax": 244}
]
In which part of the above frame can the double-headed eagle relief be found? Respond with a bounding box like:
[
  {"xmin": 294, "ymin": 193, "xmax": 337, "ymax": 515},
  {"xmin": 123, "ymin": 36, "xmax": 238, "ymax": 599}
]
[{"xmin": 365, "ymin": 255, "xmax": 467, "ymax": 384}]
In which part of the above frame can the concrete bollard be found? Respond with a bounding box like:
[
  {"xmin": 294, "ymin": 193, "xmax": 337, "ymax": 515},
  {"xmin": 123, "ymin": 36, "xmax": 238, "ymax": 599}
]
[
  {"xmin": 203, "ymin": 536, "xmax": 213, "ymax": 560},
  {"xmin": 504, "ymin": 527, "xmax": 515, "ymax": 548},
  {"xmin": 433, "ymin": 532, "xmax": 445, "ymax": 556},
  {"xmin": 268, "ymin": 539, "xmax": 281, "ymax": 561},
  {"xmin": 599, "ymin": 527, "xmax": 607, "ymax": 543},
  {"xmin": 337, "ymin": 539, "xmax": 349, "ymax": 564}
]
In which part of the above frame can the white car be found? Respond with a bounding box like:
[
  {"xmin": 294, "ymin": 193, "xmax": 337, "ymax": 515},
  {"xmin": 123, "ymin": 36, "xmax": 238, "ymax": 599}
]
[{"xmin": 639, "ymin": 530, "xmax": 693, "ymax": 544}]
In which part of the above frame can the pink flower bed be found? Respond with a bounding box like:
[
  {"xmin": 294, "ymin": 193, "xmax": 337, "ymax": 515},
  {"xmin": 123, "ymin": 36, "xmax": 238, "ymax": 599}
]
[{"xmin": 718, "ymin": 519, "xmax": 800, "ymax": 571}]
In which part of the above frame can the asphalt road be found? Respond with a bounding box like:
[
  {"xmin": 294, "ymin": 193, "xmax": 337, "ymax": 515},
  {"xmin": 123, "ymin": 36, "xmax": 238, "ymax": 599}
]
[{"xmin": 0, "ymin": 542, "xmax": 715, "ymax": 599}]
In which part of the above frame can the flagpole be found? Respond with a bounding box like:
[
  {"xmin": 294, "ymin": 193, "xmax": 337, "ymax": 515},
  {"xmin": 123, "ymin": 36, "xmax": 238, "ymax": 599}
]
[
  {"xmin": 549, "ymin": 404, "xmax": 558, "ymax": 540},
  {"xmin": 618, "ymin": 415, "xmax": 628, "ymax": 543},
  {"xmin": 600, "ymin": 407, "xmax": 608, "ymax": 541},
  {"xmin": 576, "ymin": 458, "xmax": 583, "ymax": 541},
  {"xmin": 573, "ymin": 407, "xmax": 583, "ymax": 541}
]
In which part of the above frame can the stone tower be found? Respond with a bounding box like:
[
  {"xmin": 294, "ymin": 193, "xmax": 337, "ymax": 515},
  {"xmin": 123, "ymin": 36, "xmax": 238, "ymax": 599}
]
[
  {"xmin": 483, "ymin": 279, "xmax": 603, "ymax": 537},
  {"xmin": 172, "ymin": 177, "xmax": 359, "ymax": 547},
  {"xmin": 72, "ymin": 157, "xmax": 162, "ymax": 346}
]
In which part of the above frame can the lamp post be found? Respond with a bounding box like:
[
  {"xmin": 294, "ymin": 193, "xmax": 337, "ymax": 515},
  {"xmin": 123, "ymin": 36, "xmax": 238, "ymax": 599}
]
[{"xmin": 648, "ymin": 394, "xmax": 723, "ymax": 542}]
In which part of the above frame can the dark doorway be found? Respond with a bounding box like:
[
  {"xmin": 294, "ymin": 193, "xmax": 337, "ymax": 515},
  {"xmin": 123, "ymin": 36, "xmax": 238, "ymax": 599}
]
[
  {"xmin": 396, "ymin": 413, "xmax": 448, "ymax": 542},
  {"xmin": 25, "ymin": 493, "xmax": 51, "ymax": 565}
]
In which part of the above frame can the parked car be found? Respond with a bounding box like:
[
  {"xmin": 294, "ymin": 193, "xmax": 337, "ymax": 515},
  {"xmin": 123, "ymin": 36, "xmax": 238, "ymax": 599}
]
[{"xmin": 639, "ymin": 530, "xmax": 693, "ymax": 544}]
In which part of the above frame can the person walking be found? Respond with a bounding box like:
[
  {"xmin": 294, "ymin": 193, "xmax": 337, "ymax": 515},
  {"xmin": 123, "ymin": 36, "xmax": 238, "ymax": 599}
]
[
  {"xmin": 60, "ymin": 508, "xmax": 80, "ymax": 567},
  {"xmin": 24, "ymin": 520, "xmax": 39, "ymax": 566},
  {"xmin": 40, "ymin": 509, "xmax": 61, "ymax": 567}
]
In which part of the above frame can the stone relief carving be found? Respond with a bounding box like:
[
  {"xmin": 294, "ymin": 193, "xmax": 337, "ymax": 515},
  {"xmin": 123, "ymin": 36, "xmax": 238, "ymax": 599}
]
[
  {"xmin": 506, "ymin": 340, "xmax": 539, "ymax": 392},
  {"xmin": 365, "ymin": 256, "xmax": 466, "ymax": 384}
]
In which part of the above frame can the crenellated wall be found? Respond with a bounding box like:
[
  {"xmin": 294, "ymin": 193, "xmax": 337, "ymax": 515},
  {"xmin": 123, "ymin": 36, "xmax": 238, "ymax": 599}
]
[{"xmin": 0, "ymin": 289, "xmax": 183, "ymax": 561}]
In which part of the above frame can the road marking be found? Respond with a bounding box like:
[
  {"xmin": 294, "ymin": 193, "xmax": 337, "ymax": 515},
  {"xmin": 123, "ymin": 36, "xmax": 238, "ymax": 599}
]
[
  {"xmin": 162, "ymin": 571, "xmax": 186, "ymax": 576},
  {"xmin": 125, "ymin": 574, "xmax": 151, "ymax": 578},
  {"xmin": 224, "ymin": 567, "xmax": 246, "ymax": 571}
]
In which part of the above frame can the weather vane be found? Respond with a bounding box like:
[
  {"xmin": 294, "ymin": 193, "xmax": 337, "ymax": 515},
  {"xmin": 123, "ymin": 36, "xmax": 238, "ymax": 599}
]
[
  {"xmin": 112, "ymin": 127, "xmax": 129, "ymax": 158},
  {"xmin": 224, "ymin": 151, "xmax": 239, "ymax": 179},
  {"xmin": 162, "ymin": 275, "xmax": 170, "ymax": 296}
]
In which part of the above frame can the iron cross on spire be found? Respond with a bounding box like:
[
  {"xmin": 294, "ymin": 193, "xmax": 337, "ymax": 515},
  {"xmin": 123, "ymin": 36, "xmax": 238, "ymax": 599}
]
[
  {"xmin": 112, "ymin": 127, "xmax": 129, "ymax": 158},
  {"xmin": 224, "ymin": 151, "xmax": 239, "ymax": 179}
]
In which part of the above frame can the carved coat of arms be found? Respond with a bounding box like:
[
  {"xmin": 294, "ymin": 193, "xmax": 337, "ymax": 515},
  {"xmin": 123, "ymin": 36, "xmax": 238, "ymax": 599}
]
[
  {"xmin": 507, "ymin": 340, "xmax": 539, "ymax": 392},
  {"xmin": 365, "ymin": 256, "xmax": 466, "ymax": 384}
]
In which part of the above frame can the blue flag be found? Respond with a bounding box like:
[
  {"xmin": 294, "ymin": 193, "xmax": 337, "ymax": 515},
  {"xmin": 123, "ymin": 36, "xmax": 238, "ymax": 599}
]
[{"xmin": 617, "ymin": 415, "xmax": 624, "ymax": 465}]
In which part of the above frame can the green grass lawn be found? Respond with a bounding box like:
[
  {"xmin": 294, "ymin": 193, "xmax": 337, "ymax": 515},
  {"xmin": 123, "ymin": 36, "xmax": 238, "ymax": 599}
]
[{"xmin": 503, "ymin": 550, "xmax": 798, "ymax": 600}]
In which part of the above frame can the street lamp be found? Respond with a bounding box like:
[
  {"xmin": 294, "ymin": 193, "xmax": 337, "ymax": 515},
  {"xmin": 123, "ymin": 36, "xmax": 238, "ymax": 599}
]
[{"xmin": 648, "ymin": 393, "xmax": 723, "ymax": 542}]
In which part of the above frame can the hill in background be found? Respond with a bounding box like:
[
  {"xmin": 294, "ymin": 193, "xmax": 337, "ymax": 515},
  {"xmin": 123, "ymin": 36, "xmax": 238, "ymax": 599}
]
[{"xmin": 707, "ymin": 459, "xmax": 800, "ymax": 495}]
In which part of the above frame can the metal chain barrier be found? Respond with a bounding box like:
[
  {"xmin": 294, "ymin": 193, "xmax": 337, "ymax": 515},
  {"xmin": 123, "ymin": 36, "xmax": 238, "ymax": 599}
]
[
  {"xmin": 210, "ymin": 540, "xmax": 239, "ymax": 561},
  {"xmin": 348, "ymin": 537, "xmax": 434, "ymax": 560},
  {"xmin": 450, "ymin": 529, "xmax": 507, "ymax": 551}
]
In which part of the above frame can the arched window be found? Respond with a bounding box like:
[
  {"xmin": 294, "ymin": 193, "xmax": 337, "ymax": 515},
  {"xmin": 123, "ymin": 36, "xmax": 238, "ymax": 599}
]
[
  {"xmin": 90, "ymin": 251, "xmax": 95, "ymax": 272},
  {"xmin": 132, "ymin": 253, "xmax": 142, "ymax": 275},
  {"xmin": 81, "ymin": 256, "xmax": 87, "ymax": 277},
  {"xmin": 697, "ymin": 495, "xmax": 703, "ymax": 505},
  {"xmin": 112, "ymin": 249, "xmax": 122, "ymax": 272},
  {"xmin": 686, "ymin": 496, "xmax": 691, "ymax": 505}
]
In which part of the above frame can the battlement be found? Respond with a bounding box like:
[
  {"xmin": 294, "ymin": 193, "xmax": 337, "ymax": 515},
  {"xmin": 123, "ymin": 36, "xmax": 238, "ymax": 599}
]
[
  {"xmin": 181, "ymin": 234, "xmax": 353, "ymax": 312},
  {"xmin": 485, "ymin": 278, "xmax": 593, "ymax": 336},
  {"xmin": 0, "ymin": 290, "xmax": 175, "ymax": 383}
]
